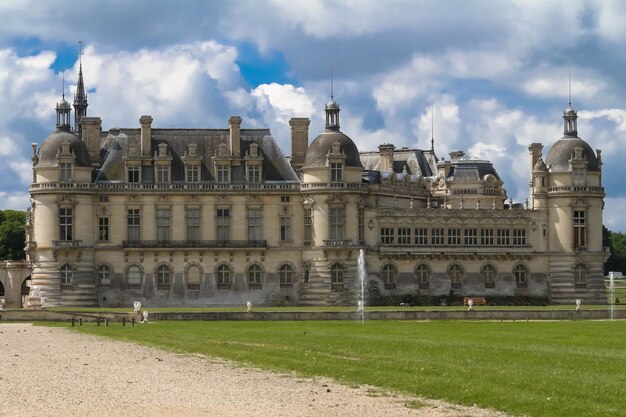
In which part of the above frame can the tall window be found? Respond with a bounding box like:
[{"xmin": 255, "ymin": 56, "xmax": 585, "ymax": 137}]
[
  {"xmin": 247, "ymin": 264, "xmax": 263, "ymax": 290},
  {"xmin": 186, "ymin": 165, "xmax": 200, "ymax": 183},
  {"xmin": 464, "ymin": 228, "xmax": 478, "ymax": 245},
  {"xmin": 431, "ymin": 228, "xmax": 444, "ymax": 245},
  {"xmin": 330, "ymin": 163, "xmax": 343, "ymax": 182},
  {"xmin": 329, "ymin": 207, "xmax": 344, "ymax": 240},
  {"xmin": 126, "ymin": 265, "xmax": 141, "ymax": 289},
  {"xmin": 59, "ymin": 162, "xmax": 72, "ymax": 181},
  {"xmin": 156, "ymin": 208, "xmax": 170, "ymax": 242},
  {"xmin": 279, "ymin": 264, "xmax": 293, "ymax": 288},
  {"xmin": 574, "ymin": 264, "xmax": 587, "ymax": 288},
  {"xmin": 573, "ymin": 168, "xmax": 585, "ymax": 186},
  {"xmin": 216, "ymin": 164, "xmax": 230, "ymax": 183},
  {"xmin": 448, "ymin": 228, "xmax": 461, "ymax": 245},
  {"xmin": 247, "ymin": 208, "xmax": 262, "ymax": 240},
  {"xmin": 415, "ymin": 228, "xmax": 428, "ymax": 245},
  {"xmin": 514, "ymin": 264, "xmax": 528, "ymax": 288},
  {"xmin": 380, "ymin": 227, "xmax": 394, "ymax": 244},
  {"xmin": 382, "ymin": 263, "xmax": 397, "ymax": 289},
  {"xmin": 247, "ymin": 164, "xmax": 261, "ymax": 183},
  {"xmin": 186, "ymin": 208, "xmax": 200, "ymax": 241},
  {"xmin": 127, "ymin": 209, "xmax": 140, "ymax": 242},
  {"xmin": 304, "ymin": 208, "xmax": 313, "ymax": 246},
  {"xmin": 397, "ymin": 228, "xmax": 411, "ymax": 245},
  {"xmin": 217, "ymin": 209, "xmax": 230, "ymax": 241},
  {"xmin": 186, "ymin": 265, "xmax": 201, "ymax": 291},
  {"xmin": 59, "ymin": 208, "xmax": 73, "ymax": 241},
  {"xmin": 481, "ymin": 228, "xmax": 494, "ymax": 246},
  {"xmin": 573, "ymin": 211, "xmax": 586, "ymax": 249},
  {"xmin": 358, "ymin": 207, "xmax": 365, "ymax": 243},
  {"xmin": 127, "ymin": 165, "xmax": 140, "ymax": 183},
  {"xmin": 97, "ymin": 264, "xmax": 111, "ymax": 287},
  {"xmin": 416, "ymin": 263, "xmax": 430, "ymax": 289},
  {"xmin": 60, "ymin": 264, "xmax": 73, "ymax": 285},
  {"xmin": 156, "ymin": 265, "xmax": 171, "ymax": 290},
  {"xmin": 98, "ymin": 217, "xmax": 109, "ymax": 241},
  {"xmin": 513, "ymin": 229, "xmax": 526, "ymax": 246},
  {"xmin": 496, "ymin": 228, "xmax": 510, "ymax": 246},
  {"xmin": 449, "ymin": 264, "xmax": 463, "ymax": 289},
  {"xmin": 156, "ymin": 165, "xmax": 170, "ymax": 183},
  {"xmin": 216, "ymin": 264, "xmax": 231, "ymax": 290},
  {"xmin": 331, "ymin": 263, "xmax": 344, "ymax": 292},
  {"xmin": 280, "ymin": 216, "xmax": 292, "ymax": 242},
  {"xmin": 481, "ymin": 264, "xmax": 496, "ymax": 288}
]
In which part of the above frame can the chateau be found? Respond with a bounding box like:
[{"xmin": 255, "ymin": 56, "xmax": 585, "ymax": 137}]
[{"xmin": 7, "ymin": 63, "xmax": 609, "ymax": 308}]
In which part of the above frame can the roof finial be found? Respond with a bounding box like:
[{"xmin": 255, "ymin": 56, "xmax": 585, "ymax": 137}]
[
  {"xmin": 568, "ymin": 62, "xmax": 572, "ymax": 107},
  {"xmin": 430, "ymin": 102, "xmax": 435, "ymax": 152},
  {"xmin": 330, "ymin": 61, "xmax": 334, "ymax": 100},
  {"xmin": 62, "ymin": 68, "xmax": 65, "ymax": 100}
]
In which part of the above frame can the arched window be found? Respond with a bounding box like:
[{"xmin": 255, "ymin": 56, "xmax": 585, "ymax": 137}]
[
  {"xmin": 186, "ymin": 265, "xmax": 201, "ymax": 291},
  {"xmin": 514, "ymin": 264, "xmax": 528, "ymax": 288},
  {"xmin": 247, "ymin": 264, "xmax": 263, "ymax": 290},
  {"xmin": 574, "ymin": 264, "xmax": 587, "ymax": 288},
  {"xmin": 279, "ymin": 264, "xmax": 294, "ymax": 289},
  {"xmin": 0, "ymin": 281, "xmax": 5, "ymax": 297},
  {"xmin": 382, "ymin": 263, "xmax": 397, "ymax": 289},
  {"xmin": 448, "ymin": 263, "xmax": 463, "ymax": 289},
  {"xmin": 127, "ymin": 265, "xmax": 142, "ymax": 289},
  {"xmin": 331, "ymin": 263, "xmax": 344, "ymax": 292},
  {"xmin": 217, "ymin": 264, "xmax": 231, "ymax": 290},
  {"xmin": 60, "ymin": 264, "xmax": 73, "ymax": 290},
  {"xmin": 157, "ymin": 265, "xmax": 171, "ymax": 290},
  {"xmin": 481, "ymin": 264, "xmax": 496, "ymax": 288},
  {"xmin": 415, "ymin": 263, "xmax": 430, "ymax": 289},
  {"xmin": 97, "ymin": 264, "xmax": 111, "ymax": 287}
]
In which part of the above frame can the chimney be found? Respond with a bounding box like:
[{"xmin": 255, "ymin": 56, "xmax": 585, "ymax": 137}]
[
  {"xmin": 229, "ymin": 116, "xmax": 242, "ymax": 166},
  {"xmin": 140, "ymin": 115, "xmax": 153, "ymax": 158},
  {"xmin": 378, "ymin": 144, "xmax": 395, "ymax": 172},
  {"xmin": 528, "ymin": 143, "xmax": 543, "ymax": 186},
  {"xmin": 289, "ymin": 117, "xmax": 310, "ymax": 170},
  {"xmin": 81, "ymin": 117, "xmax": 102, "ymax": 167}
]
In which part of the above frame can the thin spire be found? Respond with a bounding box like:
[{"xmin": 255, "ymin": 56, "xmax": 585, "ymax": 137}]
[
  {"xmin": 430, "ymin": 103, "xmax": 435, "ymax": 151},
  {"xmin": 62, "ymin": 68, "xmax": 65, "ymax": 100},
  {"xmin": 74, "ymin": 40, "xmax": 88, "ymax": 137},
  {"xmin": 568, "ymin": 62, "xmax": 572, "ymax": 107},
  {"xmin": 79, "ymin": 40, "xmax": 83, "ymax": 67},
  {"xmin": 330, "ymin": 61, "xmax": 334, "ymax": 100}
]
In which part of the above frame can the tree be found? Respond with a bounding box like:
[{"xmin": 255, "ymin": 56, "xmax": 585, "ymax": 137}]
[
  {"xmin": 604, "ymin": 226, "xmax": 626, "ymax": 275},
  {"xmin": 0, "ymin": 210, "xmax": 26, "ymax": 260}
]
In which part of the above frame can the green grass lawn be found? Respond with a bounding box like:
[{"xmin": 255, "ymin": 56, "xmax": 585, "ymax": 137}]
[{"xmin": 62, "ymin": 320, "xmax": 626, "ymax": 417}]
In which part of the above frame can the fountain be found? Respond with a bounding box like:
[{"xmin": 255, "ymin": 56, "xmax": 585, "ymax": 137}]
[
  {"xmin": 357, "ymin": 249, "xmax": 366, "ymax": 324},
  {"xmin": 609, "ymin": 272, "xmax": 616, "ymax": 320}
]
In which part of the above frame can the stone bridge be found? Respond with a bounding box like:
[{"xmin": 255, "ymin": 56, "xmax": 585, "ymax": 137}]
[{"xmin": 0, "ymin": 261, "xmax": 31, "ymax": 308}]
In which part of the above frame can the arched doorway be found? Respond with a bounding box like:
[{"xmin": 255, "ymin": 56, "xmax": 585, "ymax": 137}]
[{"xmin": 21, "ymin": 277, "xmax": 30, "ymax": 308}]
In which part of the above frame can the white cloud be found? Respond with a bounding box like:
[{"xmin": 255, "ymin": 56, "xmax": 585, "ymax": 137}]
[
  {"xmin": 10, "ymin": 159, "xmax": 32, "ymax": 185},
  {"xmin": 0, "ymin": 191, "xmax": 29, "ymax": 210},
  {"xmin": 579, "ymin": 109, "xmax": 626, "ymax": 132},
  {"xmin": 0, "ymin": 136, "xmax": 17, "ymax": 156},
  {"xmin": 604, "ymin": 197, "xmax": 626, "ymax": 233}
]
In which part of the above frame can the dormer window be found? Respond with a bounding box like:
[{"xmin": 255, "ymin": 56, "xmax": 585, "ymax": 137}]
[
  {"xmin": 330, "ymin": 162, "xmax": 343, "ymax": 182},
  {"xmin": 154, "ymin": 142, "xmax": 173, "ymax": 184},
  {"xmin": 182, "ymin": 143, "xmax": 202, "ymax": 183},
  {"xmin": 186, "ymin": 164, "xmax": 200, "ymax": 183},
  {"xmin": 216, "ymin": 163, "xmax": 230, "ymax": 183},
  {"xmin": 127, "ymin": 165, "xmax": 140, "ymax": 183},
  {"xmin": 59, "ymin": 162, "xmax": 73, "ymax": 181},
  {"xmin": 156, "ymin": 165, "xmax": 170, "ymax": 183},
  {"xmin": 573, "ymin": 167, "xmax": 585, "ymax": 186},
  {"xmin": 244, "ymin": 142, "xmax": 264, "ymax": 184}
]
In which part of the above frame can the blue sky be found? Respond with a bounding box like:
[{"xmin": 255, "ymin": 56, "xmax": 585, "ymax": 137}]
[{"xmin": 0, "ymin": 0, "xmax": 625, "ymax": 231}]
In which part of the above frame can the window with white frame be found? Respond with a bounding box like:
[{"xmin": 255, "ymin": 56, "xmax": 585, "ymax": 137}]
[
  {"xmin": 304, "ymin": 208, "xmax": 313, "ymax": 246},
  {"xmin": 247, "ymin": 163, "xmax": 261, "ymax": 183},
  {"xmin": 156, "ymin": 208, "xmax": 170, "ymax": 241},
  {"xmin": 329, "ymin": 207, "xmax": 344, "ymax": 240},
  {"xmin": 449, "ymin": 264, "xmax": 463, "ymax": 289},
  {"xmin": 280, "ymin": 216, "xmax": 292, "ymax": 242},
  {"xmin": 514, "ymin": 264, "xmax": 528, "ymax": 288},
  {"xmin": 156, "ymin": 165, "xmax": 170, "ymax": 183},
  {"xmin": 216, "ymin": 163, "xmax": 230, "ymax": 183},
  {"xmin": 382, "ymin": 263, "xmax": 397, "ymax": 289},
  {"xmin": 186, "ymin": 164, "xmax": 200, "ymax": 183},
  {"xmin": 481, "ymin": 264, "xmax": 496, "ymax": 288},
  {"xmin": 98, "ymin": 217, "xmax": 109, "ymax": 241},
  {"xmin": 574, "ymin": 264, "xmax": 587, "ymax": 288},
  {"xmin": 464, "ymin": 228, "xmax": 478, "ymax": 245},
  {"xmin": 59, "ymin": 208, "xmax": 73, "ymax": 241},
  {"xmin": 126, "ymin": 265, "xmax": 141, "ymax": 289},
  {"xmin": 330, "ymin": 162, "xmax": 343, "ymax": 182},
  {"xmin": 59, "ymin": 162, "xmax": 72, "ymax": 181},
  {"xmin": 127, "ymin": 209, "xmax": 140, "ymax": 242},
  {"xmin": 60, "ymin": 264, "xmax": 73, "ymax": 286},
  {"xmin": 247, "ymin": 264, "xmax": 263, "ymax": 290},
  {"xmin": 448, "ymin": 228, "xmax": 461, "ymax": 245},
  {"xmin": 97, "ymin": 264, "xmax": 111, "ymax": 287},
  {"xmin": 431, "ymin": 228, "xmax": 444, "ymax": 245},
  {"xmin": 331, "ymin": 263, "xmax": 344, "ymax": 292},
  {"xmin": 186, "ymin": 208, "xmax": 200, "ymax": 241},
  {"xmin": 415, "ymin": 263, "xmax": 430, "ymax": 289},
  {"xmin": 481, "ymin": 228, "xmax": 494, "ymax": 246},
  {"xmin": 247, "ymin": 208, "xmax": 262, "ymax": 241},
  {"xmin": 216, "ymin": 264, "xmax": 231, "ymax": 290},
  {"xmin": 380, "ymin": 227, "xmax": 394, "ymax": 244},
  {"xmin": 415, "ymin": 228, "xmax": 428, "ymax": 245},
  {"xmin": 217, "ymin": 208, "xmax": 230, "ymax": 241},
  {"xmin": 156, "ymin": 265, "xmax": 171, "ymax": 290},
  {"xmin": 397, "ymin": 228, "xmax": 411, "ymax": 245},
  {"xmin": 358, "ymin": 207, "xmax": 365, "ymax": 243},
  {"xmin": 573, "ymin": 210, "xmax": 586, "ymax": 249},
  {"xmin": 127, "ymin": 165, "xmax": 140, "ymax": 183},
  {"xmin": 496, "ymin": 228, "xmax": 510, "ymax": 245},
  {"xmin": 186, "ymin": 265, "xmax": 201, "ymax": 291},
  {"xmin": 573, "ymin": 167, "xmax": 585, "ymax": 186},
  {"xmin": 279, "ymin": 264, "xmax": 293, "ymax": 288},
  {"xmin": 512, "ymin": 228, "xmax": 526, "ymax": 246}
]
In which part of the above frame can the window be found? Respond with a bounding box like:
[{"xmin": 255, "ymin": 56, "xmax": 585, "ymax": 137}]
[
  {"xmin": 481, "ymin": 264, "xmax": 496, "ymax": 288},
  {"xmin": 464, "ymin": 228, "xmax": 478, "ymax": 245},
  {"xmin": 449, "ymin": 264, "xmax": 463, "ymax": 289},
  {"xmin": 127, "ymin": 209, "xmax": 140, "ymax": 242},
  {"xmin": 156, "ymin": 265, "xmax": 171, "ymax": 290},
  {"xmin": 512, "ymin": 228, "xmax": 526, "ymax": 246},
  {"xmin": 59, "ymin": 208, "xmax": 73, "ymax": 241},
  {"xmin": 280, "ymin": 196, "xmax": 290, "ymax": 203},
  {"xmin": 247, "ymin": 208, "xmax": 262, "ymax": 240},
  {"xmin": 382, "ymin": 264, "xmax": 397, "ymax": 289},
  {"xmin": 573, "ymin": 210, "xmax": 586, "ymax": 249},
  {"xmin": 126, "ymin": 265, "xmax": 141, "ymax": 289},
  {"xmin": 186, "ymin": 208, "xmax": 200, "ymax": 241},
  {"xmin": 156, "ymin": 165, "xmax": 170, "ymax": 183},
  {"xmin": 573, "ymin": 167, "xmax": 585, "ymax": 186},
  {"xmin": 186, "ymin": 164, "xmax": 200, "ymax": 183},
  {"xmin": 247, "ymin": 164, "xmax": 261, "ymax": 183},
  {"xmin": 216, "ymin": 164, "xmax": 230, "ymax": 183},
  {"xmin": 59, "ymin": 162, "xmax": 72, "ymax": 181},
  {"xmin": 380, "ymin": 227, "xmax": 394, "ymax": 244},
  {"xmin": 280, "ymin": 216, "xmax": 292, "ymax": 242},
  {"xmin": 431, "ymin": 228, "xmax": 444, "ymax": 245},
  {"xmin": 329, "ymin": 207, "xmax": 344, "ymax": 240},
  {"xmin": 98, "ymin": 195, "xmax": 109, "ymax": 203},
  {"xmin": 217, "ymin": 209, "xmax": 230, "ymax": 241},
  {"xmin": 415, "ymin": 263, "xmax": 430, "ymax": 289},
  {"xmin": 514, "ymin": 264, "xmax": 528, "ymax": 288},
  {"xmin": 397, "ymin": 228, "xmax": 411, "ymax": 245},
  {"xmin": 304, "ymin": 208, "xmax": 313, "ymax": 246},
  {"xmin": 279, "ymin": 264, "xmax": 293, "ymax": 288},
  {"xmin": 358, "ymin": 207, "xmax": 365, "ymax": 244},
  {"xmin": 127, "ymin": 165, "xmax": 140, "ymax": 183},
  {"xmin": 331, "ymin": 263, "xmax": 344, "ymax": 292},
  {"xmin": 481, "ymin": 228, "xmax": 494, "ymax": 246},
  {"xmin": 574, "ymin": 264, "xmax": 587, "ymax": 288},
  {"xmin": 216, "ymin": 264, "xmax": 231, "ymax": 290},
  {"xmin": 156, "ymin": 208, "xmax": 170, "ymax": 242},
  {"xmin": 496, "ymin": 228, "xmax": 510, "ymax": 246},
  {"xmin": 98, "ymin": 217, "xmax": 109, "ymax": 241},
  {"xmin": 330, "ymin": 162, "xmax": 343, "ymax": 182},
  {"xmin": 448, "ymin": 228, "xmax": 461, "ymax": 245},
  {"xmin": 186, "ymin": 265, "xmax": 201, "ymax": 290},
  {"xmin": 98, "ymin": 265, "xmax": 111, "ymax": 287},
  {"xmin": 415, "ymin": 228, "xmax": 428, "ymax": 245},
  {"xmin": 247, "ymin": 264, "xmax": 263, "ymax": 290},
  {"xmin": 60, "ymin": 264, "xmax": 73, "ymax": 286}
]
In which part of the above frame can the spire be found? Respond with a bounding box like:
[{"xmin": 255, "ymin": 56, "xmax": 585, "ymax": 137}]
[
  {"xmin": 74, "ymin": 40, "xmax": 88, "ymax": 138},
  {"xmin": 325, "ymin": 63, "xmax": 340, "ymax": 131},
  {"xmin": 56, "ymin": 70, "xmax": 71, "ymax": 131},
  {"xmin": 430, "ymin": 103, "xmax": 435, "ymax": 151},
  {"xmin": 563, "ymin": 63, "xmax": 578, "ymax": 136}
]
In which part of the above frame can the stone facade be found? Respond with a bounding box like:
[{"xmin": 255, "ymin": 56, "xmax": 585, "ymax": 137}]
[{"xmin": 24, "ymin": 73, "xmax": 609, "ymax": 307}]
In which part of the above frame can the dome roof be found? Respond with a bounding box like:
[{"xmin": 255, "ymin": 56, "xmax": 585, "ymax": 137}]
[
  {"xmin": 326, "ymin": 99, "xmax": 339, "ymax": 110},
  {"xmin": 544, "ymin": 136, "xmax": 599, "ymax": 172},
  {"xmin": 56, "ymin": 98, "xmax": 71, "ymax": 110},
  {"xmin": 304, "ymin": 130, "xmax": 363, "ymax": 168},
  {"xmin": 36, "ymin": 128, "xmax": 91, "ymax": 168}
]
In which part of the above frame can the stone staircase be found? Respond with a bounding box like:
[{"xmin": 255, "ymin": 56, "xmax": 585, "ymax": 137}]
[
  {"xmin": 298, "ymin": 258, "xmax": 358, "ymax": 306},
  {"xmin": 548, "ymin": 260, "xmax": 607, "ymax": 305}
]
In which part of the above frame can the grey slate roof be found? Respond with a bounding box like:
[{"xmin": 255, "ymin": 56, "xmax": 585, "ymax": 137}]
[
  {"xmin": 37, "ymin": 128, "xmax": 91, "ymax": 168},
  {"xmin": 304, "ymin": 130, "xmax": 364, "ymax": 168},
  {"xmin": 360, "ymin": 148, "xmax": 437, "ymax": 178},
  {"xmin": 544, "ymin": 135, "xmax": 600, "ymax": 172}
]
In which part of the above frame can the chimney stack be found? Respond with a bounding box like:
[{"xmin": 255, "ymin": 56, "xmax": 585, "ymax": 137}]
[
  {"xmin": 81, "ymin": 116, "xmax": 102, "ymax": 167},
  {"xmin": 229, "ymin": 116, "xmax": 242, "ymax": 166},
  {"xmin": 140, "ymin": 115, "xmax": 153, "ymax": 158},
  {"xmin": 289, "ymin": 117, "xmax": 310, "ymax": 170},
  {"xmin": 378, "ymin": 144, "xmax": 395, "ymax": 172}
]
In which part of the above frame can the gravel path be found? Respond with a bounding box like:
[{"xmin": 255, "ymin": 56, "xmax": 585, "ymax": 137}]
[{"xmin": 0, "ymin": 323, "xmax": 507, "ymax": 417}]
